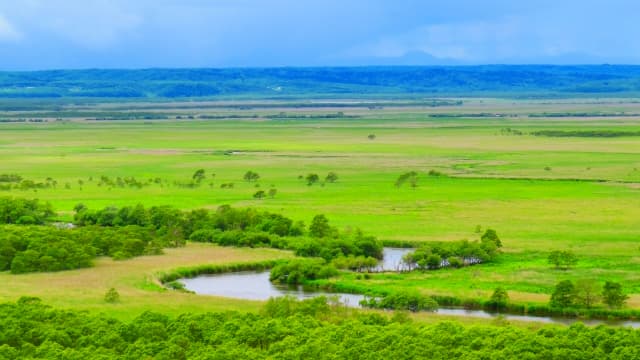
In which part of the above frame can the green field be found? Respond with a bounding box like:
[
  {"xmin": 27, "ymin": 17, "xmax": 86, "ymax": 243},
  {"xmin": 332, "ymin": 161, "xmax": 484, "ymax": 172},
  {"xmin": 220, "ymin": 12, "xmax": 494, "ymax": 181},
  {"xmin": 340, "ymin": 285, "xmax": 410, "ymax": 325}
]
[{"xmin": 2, "ymin": 98, "xmax": 640, "ymax": 314}]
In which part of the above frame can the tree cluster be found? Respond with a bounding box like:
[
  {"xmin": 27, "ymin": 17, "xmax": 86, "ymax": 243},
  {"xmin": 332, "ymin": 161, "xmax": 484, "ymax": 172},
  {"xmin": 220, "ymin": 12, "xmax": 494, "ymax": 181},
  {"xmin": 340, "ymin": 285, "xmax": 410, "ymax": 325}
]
[
  {"xmin": 0, "ymin": 224, "xmax": 178, "ymax": 274},
  {"xmin": 269, "ymin": 258, "xmax": 338, "ymax": 285},
  {"xmin": 75, "ymin": 203, "xmax": 382, "ymax": 282},
  {"xmin": 361, "ymin": 290, "xmax": 439, "ymax": 312},
  {"xmin": 550, "ymin": 280, "xmax": 628, "ymax": 309},
  {"xmin": 0, "ymin": 197, "xmax": 55, "ymax": 225},
  {"xmin": 402, "ymin": 229, "xmax": 502, "ymax": 271},
  {"xmin": 548, "ymin": 250, "xmax": 578, "ymax": 270}
]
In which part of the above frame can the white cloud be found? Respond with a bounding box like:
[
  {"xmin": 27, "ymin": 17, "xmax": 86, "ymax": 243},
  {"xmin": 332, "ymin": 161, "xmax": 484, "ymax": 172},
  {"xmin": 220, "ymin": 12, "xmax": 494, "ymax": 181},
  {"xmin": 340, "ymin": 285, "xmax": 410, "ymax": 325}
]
[
  {"xmin": 0, "ymin": 14, "xmax": 22, "ymax": 42},
  {"xmin": 1, "ymin": 0, "xmax": 142, "ymax": 50}
]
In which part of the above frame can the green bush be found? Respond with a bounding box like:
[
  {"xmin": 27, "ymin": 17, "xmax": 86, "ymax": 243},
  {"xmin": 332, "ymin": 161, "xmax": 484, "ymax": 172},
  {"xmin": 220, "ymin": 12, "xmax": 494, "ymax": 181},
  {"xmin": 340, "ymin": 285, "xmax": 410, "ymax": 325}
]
[{"xmin": 104, "ymin": 288, "xmax": 120, "ymax": 303}]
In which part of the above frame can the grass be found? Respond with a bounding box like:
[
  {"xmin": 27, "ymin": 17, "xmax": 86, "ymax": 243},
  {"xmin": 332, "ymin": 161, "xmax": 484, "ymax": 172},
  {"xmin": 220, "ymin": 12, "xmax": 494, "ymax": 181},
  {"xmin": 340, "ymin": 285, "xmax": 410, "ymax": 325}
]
[
  {"xmin": 0, "ymin": 243, "xmax": 293, "ymax": 321},
  {"xmin": 1, "ymin": 98, "xmax": 640, "ymax": 320}
]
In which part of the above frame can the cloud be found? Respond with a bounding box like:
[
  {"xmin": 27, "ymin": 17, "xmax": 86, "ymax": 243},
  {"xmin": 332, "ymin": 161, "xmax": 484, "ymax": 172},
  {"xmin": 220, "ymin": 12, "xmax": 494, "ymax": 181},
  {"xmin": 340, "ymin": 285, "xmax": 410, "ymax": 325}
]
[
  {"xmin": 1, "ymin": 0, "xmax": 640, "ymax": 69},
  {"xmin": 0, "ymin": 14, "xmax": 22, "ymax": 42},
  {"xmin": 1, "ymin": 0, "xmax": 142, "ymax": 50}
]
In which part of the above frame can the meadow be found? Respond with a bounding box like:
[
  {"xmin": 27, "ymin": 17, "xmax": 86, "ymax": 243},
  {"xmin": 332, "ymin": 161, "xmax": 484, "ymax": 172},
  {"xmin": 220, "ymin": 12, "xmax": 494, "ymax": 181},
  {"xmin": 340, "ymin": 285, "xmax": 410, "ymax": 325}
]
[{"xmin": 1, "ymin": 98, "xmax": 640, "ymax": 318}]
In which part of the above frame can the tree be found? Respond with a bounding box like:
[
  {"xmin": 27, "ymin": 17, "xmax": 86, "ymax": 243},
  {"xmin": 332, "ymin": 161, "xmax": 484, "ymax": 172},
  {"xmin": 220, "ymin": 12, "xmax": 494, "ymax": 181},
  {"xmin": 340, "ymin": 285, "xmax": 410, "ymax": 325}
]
[
  {"xmin": 367, "ymin": 134, "xmax": 376, "ymax": 140},
  {"xmin": 306, "ymin": 173, "xmax": 320, "ymax": 186},
  {"xmin": 602, "ymin": 281, "xmax": 628, "ymax": 308},
  {"xmin": 253, "ymin": 190, "xmax": 266, "ymax": 200},
  {"xmin": 548, "ymin": 250, "xmax": 578, "ymax": 270},
  {"xmin": 309, "ymin": 215, "xmax": 331, "ymax": 238},
  {"xmin": 325, "ymin": 172, "xmax": 338, "ymax": 183},
  {"xmin": 550, "ymin": 280, "xmax": 575, "ymax": 308},
  {"xmin": 268, "ymin": 188, "xmax": 277, "ymax": 198},
  {"xmin": 192, "ymin": 169, "xmax": 206, "ymax": 183},
  {"xmin": 104, "ymin": 288, "xmax": 120, "ymax": 303},
  {"xmin": 243, "ymin": 171, "xmax": 260, "ymax": 182},
  {"xmin": 574, "ymin": 279, "xmax": 600, "ymax": 308},
  {"xmin": 481, "ymin": 229, "xmax": 502, "ymax": 248},
  {"xmin": 425, "ymin": 254, "xmax": 442, "ymax": 269},
  {"xmin": 395, "ymin": 171, "xmax": 418, "ymax": 188},
  {"xmin": 488, "ymin": 287, "xmax": 509, "ymax": 311}
]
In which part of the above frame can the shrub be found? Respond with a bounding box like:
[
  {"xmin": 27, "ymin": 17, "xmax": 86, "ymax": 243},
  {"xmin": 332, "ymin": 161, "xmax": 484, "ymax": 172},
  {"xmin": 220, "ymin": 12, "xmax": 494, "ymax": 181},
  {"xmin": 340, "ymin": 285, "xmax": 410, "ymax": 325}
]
[
  {"xmin": 104, "ymin": 288, "xmax": 120, "ymax": 303},
  {"xmin": 487, "ymin": 287, "xmax": 509, "ymax": 311},
  {"xmin": 269, "ymin": 258, "xmax": 338, "ymax": 285}
]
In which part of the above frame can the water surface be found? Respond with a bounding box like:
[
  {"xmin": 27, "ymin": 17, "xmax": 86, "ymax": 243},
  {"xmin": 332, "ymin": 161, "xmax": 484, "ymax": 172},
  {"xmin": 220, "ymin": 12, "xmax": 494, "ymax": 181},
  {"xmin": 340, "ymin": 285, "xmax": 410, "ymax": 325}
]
[{"xmin": 179, "ymin": 247, "xmax": 640, "ymax": 328}]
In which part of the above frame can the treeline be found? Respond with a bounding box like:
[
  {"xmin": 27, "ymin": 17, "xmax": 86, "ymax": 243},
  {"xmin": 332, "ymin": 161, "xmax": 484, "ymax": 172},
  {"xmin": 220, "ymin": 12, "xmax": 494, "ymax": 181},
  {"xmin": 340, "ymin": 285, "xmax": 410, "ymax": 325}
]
[
  {"xmin": 0, "ymin": 197, "xmax": 382, "ymax": 276},
  {"xmin": 529, "ymin": 112, "xmax": 640, "ymax": 118},
  {"xmin": 352, "ymin": 286, "xmax": 639, "ymax": 320},
  {"xmin": 531, "ymin": 130, "xmax": 640, "ymax": 137},
  {"xmin": 76, "ymin": 204, "xmax": 383, "ymax": 283},
  {"xmin": 75, "ymin": 204, "xmax": 382, "ymax": 258},
  {"xmin": 0, "ymin": 118, "xmax": 47, "ymax": 123},
  {"xmin": 263, "ymin": 112, "xmax": 360, "ymax": 119},
  {"xmin": 91, "ymin": 114, "xmax": 170, "ymax": 121},
  {"xmin": 0, "ymin": 224, "xmax": 177, "ymax": 274},
  {"xmin": 0, "ymin": 297, "xmax": 639, "ymax": 359},
  {"xmin": 6, "ymin": 66, "xmax": 640, "ymax": 99},
  {"xmin": 428, "ymin": 113, "xmax": 515, "ymax": 118}
]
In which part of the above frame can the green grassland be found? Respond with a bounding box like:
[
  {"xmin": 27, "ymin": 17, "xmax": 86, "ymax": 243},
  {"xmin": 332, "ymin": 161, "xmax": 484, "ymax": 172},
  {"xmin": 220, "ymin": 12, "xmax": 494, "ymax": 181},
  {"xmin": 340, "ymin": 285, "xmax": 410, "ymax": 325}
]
[{"xmin": 1, "ymin": 98, "xmax": 640, "ymax": 315}]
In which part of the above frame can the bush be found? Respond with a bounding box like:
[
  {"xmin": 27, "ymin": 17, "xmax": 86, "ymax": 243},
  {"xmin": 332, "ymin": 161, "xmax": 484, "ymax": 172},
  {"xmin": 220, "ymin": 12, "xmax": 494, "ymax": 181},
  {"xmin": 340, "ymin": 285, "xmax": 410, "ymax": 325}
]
[
  {"xmin": 487, "ymin": 287, "xmax": 509, "ymax": 311},
  {"xmin": 269, "ymin": 258, "xmax": 338, "ymax": 285},
  {"xmin": 104, "ymin": 288, "xmax": 120, "ymax": 303},
  {"xmin": 362, "ymin": 291, "xmax": 438, "ymax": 312}
]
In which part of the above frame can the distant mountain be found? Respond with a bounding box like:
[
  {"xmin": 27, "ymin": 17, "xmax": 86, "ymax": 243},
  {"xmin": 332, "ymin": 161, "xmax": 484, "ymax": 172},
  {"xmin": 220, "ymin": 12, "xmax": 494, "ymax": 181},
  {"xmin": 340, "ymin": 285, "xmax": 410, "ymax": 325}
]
[
  {"xmin": 332, "ymin": 51, "xmax": 462, "ymax": 66},
  {"xmin": 1, "ymin": 65, "xmax": 640, "ymax": 99}
]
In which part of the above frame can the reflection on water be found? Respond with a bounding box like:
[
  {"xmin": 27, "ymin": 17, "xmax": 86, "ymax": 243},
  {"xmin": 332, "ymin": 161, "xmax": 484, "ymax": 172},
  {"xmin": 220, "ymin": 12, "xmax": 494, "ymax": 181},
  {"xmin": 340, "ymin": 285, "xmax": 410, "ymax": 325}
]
[{"xmin": 379, "ymin": 247, "xmax": 413, "ymax": 271}]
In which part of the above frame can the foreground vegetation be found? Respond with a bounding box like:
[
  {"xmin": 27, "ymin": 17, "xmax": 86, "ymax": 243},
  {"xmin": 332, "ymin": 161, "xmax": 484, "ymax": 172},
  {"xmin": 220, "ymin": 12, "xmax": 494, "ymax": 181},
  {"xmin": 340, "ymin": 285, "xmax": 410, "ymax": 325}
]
[{"xmin": 1, "ymin": 296, "xmax": 639, "ymax": 360}]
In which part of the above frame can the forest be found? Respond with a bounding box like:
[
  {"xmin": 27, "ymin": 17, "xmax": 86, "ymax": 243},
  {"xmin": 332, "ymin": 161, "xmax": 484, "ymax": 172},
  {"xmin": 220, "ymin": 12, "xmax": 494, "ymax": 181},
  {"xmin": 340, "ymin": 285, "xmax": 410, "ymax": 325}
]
[
  {"xmin": 0, "ymin": 296, "xmax": 639, "ymax": 359},
  {"xmin": 3, "ymin": 65, "xmax": 640, "ymax": 99}
]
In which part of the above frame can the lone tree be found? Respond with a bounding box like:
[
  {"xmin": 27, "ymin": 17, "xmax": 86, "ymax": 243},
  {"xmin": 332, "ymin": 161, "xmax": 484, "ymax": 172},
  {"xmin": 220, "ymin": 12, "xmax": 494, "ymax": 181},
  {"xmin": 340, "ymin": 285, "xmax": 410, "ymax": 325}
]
[
  {"xmin": 192, "ymin": 169, "xmax": 206, "ymax": 183},
  {"xmin": 602, "ymin": 281, "xmax": 628, "ymax": 308},
  {"xmin": 325, "ymin": 172, "xmax": 339, "ymax": 183},
  {"xmin": 253, "ymin": 190, "xmax": 266, "ymax": 200},
  {"xmin": 309, "ymin": 214, "xmax": 332, "ymax": 238},
  {"xmin": 481, "ymin": 229, "xmax": 502, "ymax": 248},
  {"xmin": 395, "ymin": 171, "xmax": 418, "ymax": 188},
  {"xmin": 550, "ymin": 280, "xmax": 575, "ymax": 308},
  {"xmin": 367, "ymin": 134, "xmax": 376, "ymax": 140},
  {"xmin": 306, "ymin": 173, "xmax": 320, "ymax": 186},
  {"xmin": 268, "ymin": 188, "xmax": 277, "ymax": 198},
  {"xmin": 244, "ymin": 171, "xmax": 260, "ymax": 182},
  {"xmin": 488, "ymin": 287, "xmax": 509, "ymax": 311},
  {"xmin": 548, "ymin": 250, "xmax": 578, "ymax": 270},
  {"xmin": 104, "ymin": 288, "xmax": 120, "ymax": 303},
  {"xmin": 574, "ymin": 279, "xmax": 601, "ymax": 308}
]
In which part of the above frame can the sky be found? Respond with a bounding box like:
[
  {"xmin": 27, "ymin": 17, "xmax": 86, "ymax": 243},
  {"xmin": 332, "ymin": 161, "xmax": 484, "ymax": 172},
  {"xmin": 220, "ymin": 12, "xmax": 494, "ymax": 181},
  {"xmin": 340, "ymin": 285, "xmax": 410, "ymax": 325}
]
[{"xmin": 0, "ymin": 0, "xmax": 639, "ymax": 70}]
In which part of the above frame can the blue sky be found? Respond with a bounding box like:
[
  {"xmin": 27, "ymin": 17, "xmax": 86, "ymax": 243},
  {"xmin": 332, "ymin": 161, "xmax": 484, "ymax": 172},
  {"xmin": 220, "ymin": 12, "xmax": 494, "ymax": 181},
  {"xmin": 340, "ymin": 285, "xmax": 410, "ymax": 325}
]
[{"xmin": 0, "ymin": 0, "xmax": 639, "ymax": 70}]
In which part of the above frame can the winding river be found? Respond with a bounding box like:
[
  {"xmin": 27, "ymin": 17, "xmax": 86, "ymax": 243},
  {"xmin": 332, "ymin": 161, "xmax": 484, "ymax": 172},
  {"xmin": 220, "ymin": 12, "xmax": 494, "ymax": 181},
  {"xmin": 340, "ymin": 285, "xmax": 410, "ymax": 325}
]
[{"xmin": 179, "ymin": 248, "xmax": 640, "ymax": 328}]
